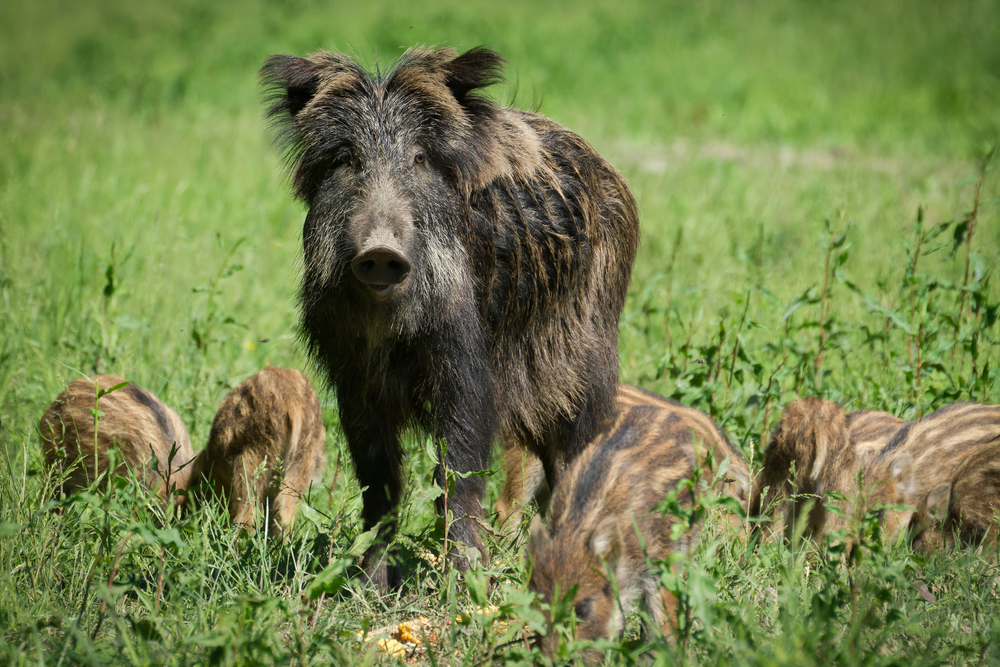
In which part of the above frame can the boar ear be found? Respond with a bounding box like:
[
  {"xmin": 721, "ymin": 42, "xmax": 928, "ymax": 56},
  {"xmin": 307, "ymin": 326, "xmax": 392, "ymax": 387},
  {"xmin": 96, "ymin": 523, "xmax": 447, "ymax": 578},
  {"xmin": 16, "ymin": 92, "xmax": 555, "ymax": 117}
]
[
  {"xmin": 889, "ymin": 453, "xmax": 916, "ymax": 499},
  {"xmin": 260, "ymin": 55, "xmax": 321, "ymax": 120},
  {"xmin": 925, "ymin": 482, "xmax": 951, "ymax": 521},
  {"xmin": 529, "ymin": 514, "xmax": 550, "ymax": 551},
  {"xmin": 589, "ymin": 516, "xmax": 618, "ymax": 560},
  {"xmin": 443, "ymin": 46, "xmax": 505, "ymax": 108}
]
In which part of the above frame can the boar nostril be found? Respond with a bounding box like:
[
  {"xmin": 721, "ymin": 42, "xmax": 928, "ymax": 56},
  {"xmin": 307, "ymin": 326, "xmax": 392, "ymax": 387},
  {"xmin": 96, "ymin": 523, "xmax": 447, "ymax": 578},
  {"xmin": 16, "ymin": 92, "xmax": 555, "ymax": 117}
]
[{"xmin": 351, "ymin": 246, "xmax": 411, "ymax": 288}]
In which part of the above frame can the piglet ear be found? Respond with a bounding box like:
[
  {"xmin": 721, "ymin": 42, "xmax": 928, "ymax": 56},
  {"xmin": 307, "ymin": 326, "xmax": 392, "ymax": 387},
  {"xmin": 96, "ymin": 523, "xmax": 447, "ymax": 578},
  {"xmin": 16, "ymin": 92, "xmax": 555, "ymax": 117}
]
[
  {"xmin": 260, "ymin": 55, "xmax": 321, "ymax": 120},
  {"xmin": 889, "ymin": 452, "xmax": 916, "ymax": 499},
  {"xmin": 588, "ymin": 516, "xmax": 618, "ymax": 560},
  {"xmin": 529, "ymin": 514, "xmax": 550, "ymax": 551},
  {"xmin": 443, "ymin": 46, "xmax": 505, "ymax": 108},
  {"xmin": 925, "ymin": 482, "xmax": 951, "ymax": 521}
]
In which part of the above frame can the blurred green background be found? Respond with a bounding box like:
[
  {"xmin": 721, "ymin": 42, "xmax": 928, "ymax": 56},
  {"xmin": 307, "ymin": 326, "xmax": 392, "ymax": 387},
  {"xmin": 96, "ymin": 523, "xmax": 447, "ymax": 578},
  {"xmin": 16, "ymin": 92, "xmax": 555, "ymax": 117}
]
[{"xmin": 1, "ymin": 0, "xmax": 998, "ymax": 449}]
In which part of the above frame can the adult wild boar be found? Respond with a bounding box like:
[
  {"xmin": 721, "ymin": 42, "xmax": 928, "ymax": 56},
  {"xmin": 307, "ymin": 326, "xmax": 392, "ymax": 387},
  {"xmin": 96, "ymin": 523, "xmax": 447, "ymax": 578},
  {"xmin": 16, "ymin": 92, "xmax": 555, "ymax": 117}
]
[{"xmin": 261, "ymin": 46, "xmax": 639, "ymax": 587}]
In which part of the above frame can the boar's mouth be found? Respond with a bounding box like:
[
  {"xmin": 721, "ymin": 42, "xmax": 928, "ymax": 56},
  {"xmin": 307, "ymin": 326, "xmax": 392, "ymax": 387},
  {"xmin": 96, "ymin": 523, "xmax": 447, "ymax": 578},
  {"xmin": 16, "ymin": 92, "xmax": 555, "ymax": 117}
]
[
  {"xmin": 367, "ymin": 284, "xmax": 395, "ymax": 300},
  {"xmin": 351, "ymin": 246, "xmax": 411, "ymax": 300}
]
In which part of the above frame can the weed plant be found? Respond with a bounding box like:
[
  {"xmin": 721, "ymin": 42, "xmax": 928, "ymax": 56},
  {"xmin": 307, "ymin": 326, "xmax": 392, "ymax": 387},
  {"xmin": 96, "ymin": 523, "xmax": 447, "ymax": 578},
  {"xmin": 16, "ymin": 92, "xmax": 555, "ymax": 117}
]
[{"xmin": 2, "ymin": 0, "xmax": 1000, "ymax": 664}]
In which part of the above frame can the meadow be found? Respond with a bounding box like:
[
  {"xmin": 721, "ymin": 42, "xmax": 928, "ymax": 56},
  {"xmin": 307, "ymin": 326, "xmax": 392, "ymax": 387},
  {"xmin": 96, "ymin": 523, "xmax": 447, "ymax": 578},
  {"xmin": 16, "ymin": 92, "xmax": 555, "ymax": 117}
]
[{"xmin": 1, "ymin": 0, "xmax": 999, "ymax": 663}]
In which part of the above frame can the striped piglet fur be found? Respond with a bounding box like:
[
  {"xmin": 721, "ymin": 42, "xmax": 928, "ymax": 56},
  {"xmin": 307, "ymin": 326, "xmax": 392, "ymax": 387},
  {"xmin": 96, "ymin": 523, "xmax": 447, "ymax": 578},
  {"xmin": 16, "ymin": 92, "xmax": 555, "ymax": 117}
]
[
  {"xmin": 39, "ymin": 375, "xmax": 196, "ymax": 501},
  {"xmin": 527, "ymin": 384, "xmax": 750, "ymax": 657},
  {"xmin": 39, "ymin": 368, "xmax": 327, "ymax": 538},
  {"xmin": 189, "ymin": 367, "xmax": 327, "ymax": 537},
  {"xmin": 750, "ymin": 398, "xmax": 916, "ymax": 542},
  {"xmin": 751, "ymin": 398, "xmax": 1000, "ymax": 549},
  {"xmin": 872, "ymin": 402, "xmax": 1000, "ymax": 550}
]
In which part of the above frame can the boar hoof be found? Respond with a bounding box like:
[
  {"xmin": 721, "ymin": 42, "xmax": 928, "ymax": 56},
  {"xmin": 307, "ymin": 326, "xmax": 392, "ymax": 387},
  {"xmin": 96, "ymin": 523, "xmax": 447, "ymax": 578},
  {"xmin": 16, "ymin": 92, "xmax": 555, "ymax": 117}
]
[{"xmin": 362, "ymin": 551, "xmax": 402, "ymax": 591}]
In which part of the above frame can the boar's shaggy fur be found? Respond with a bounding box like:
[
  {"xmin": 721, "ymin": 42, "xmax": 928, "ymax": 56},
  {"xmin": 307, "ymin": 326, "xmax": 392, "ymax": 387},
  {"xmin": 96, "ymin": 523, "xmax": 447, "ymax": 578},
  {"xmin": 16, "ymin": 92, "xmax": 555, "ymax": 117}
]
[
  {"xmin": 750, "ymin": 398, "xmax": 916, "ymax": 542},
  {"xmin": 39, "ymin": 375, "xmax": 195, "ymax": 500},
  {"xmin": 261, "ymin": 46, "xmax": 639, "ymax": 585},
  {"xmin": 528, "ymin": 384, "xmax": 750, "ymax": 656},
  {"xmin": 189, "ymin": 368, "xmax": 326, "ymax": 538}
]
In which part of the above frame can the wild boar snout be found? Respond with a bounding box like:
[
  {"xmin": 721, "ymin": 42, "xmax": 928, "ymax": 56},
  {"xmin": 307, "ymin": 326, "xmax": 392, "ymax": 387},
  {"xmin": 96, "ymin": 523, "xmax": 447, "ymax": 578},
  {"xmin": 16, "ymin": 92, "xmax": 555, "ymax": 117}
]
[
  {"xmin": 351, "ymin": 245, "xmax": 411, "ymax": 295},
  {"xmin": 347, "ymin": 180, "xmax": 415, "ymax": 298}
]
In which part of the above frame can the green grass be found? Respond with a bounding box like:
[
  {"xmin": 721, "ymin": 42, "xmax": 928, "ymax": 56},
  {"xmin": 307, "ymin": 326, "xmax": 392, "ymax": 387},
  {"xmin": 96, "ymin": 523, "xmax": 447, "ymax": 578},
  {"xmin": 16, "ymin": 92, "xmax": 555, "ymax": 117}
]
[{"xmin": 2, "ymin": 0, "xmax": 1000, "ymax": 663}]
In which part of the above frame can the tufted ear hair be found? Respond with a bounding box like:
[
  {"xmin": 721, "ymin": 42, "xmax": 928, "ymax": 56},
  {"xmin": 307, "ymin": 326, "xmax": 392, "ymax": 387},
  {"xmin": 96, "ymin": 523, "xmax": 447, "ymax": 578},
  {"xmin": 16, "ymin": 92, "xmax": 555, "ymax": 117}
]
[
  {"xmin": 442, "ymin": 46, "xmax": 505, "ymax": 110},
  {"xmin": 259, "ymin": 55, "xmax": 322, "ymax": 121}
]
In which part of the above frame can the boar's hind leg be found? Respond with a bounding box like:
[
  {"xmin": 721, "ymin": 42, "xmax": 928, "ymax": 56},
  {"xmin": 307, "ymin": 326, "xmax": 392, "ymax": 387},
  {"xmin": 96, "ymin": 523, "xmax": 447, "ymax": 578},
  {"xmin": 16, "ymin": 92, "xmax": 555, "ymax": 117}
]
[
  {"xmin": 533, "ymin": 386, "xmax": 612, "ymax": 491},
  {"xmin": 495, "ymin": 445, "xmax": 548, "ymax": 527},
  {"xmin": 340, "ymin": 400, "xmax": 406, "ymax": 591},
  {"xmin": 542, "ymin": 374, "xmax": 617, "ymax": 488}
]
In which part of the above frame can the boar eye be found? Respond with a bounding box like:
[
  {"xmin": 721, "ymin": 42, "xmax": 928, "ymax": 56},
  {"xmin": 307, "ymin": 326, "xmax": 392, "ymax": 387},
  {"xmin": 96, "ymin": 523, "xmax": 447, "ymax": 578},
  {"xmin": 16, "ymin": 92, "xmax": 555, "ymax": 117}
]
[
  {"xmin": 331, "ymin": 151, "xmax": 352, "ymax": 170},
  {"xmin": 413, "ymin": 152, "xmax": 425, "ymax": 166},
  {"xmin": 573, "ymin": 599, "xmax": 591, "ymax": 621}
]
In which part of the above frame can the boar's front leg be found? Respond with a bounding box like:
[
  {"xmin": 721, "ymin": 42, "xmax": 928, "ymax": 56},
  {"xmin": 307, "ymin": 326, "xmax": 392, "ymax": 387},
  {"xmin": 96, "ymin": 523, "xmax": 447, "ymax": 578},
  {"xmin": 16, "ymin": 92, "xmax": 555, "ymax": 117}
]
[
  {"xmin": 338, "ymin": 390, "xmax": 406, "ymax": 591},
  {"xmin": 430, "ymin": 331, "xmax": 497, "ymax": 572}
]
